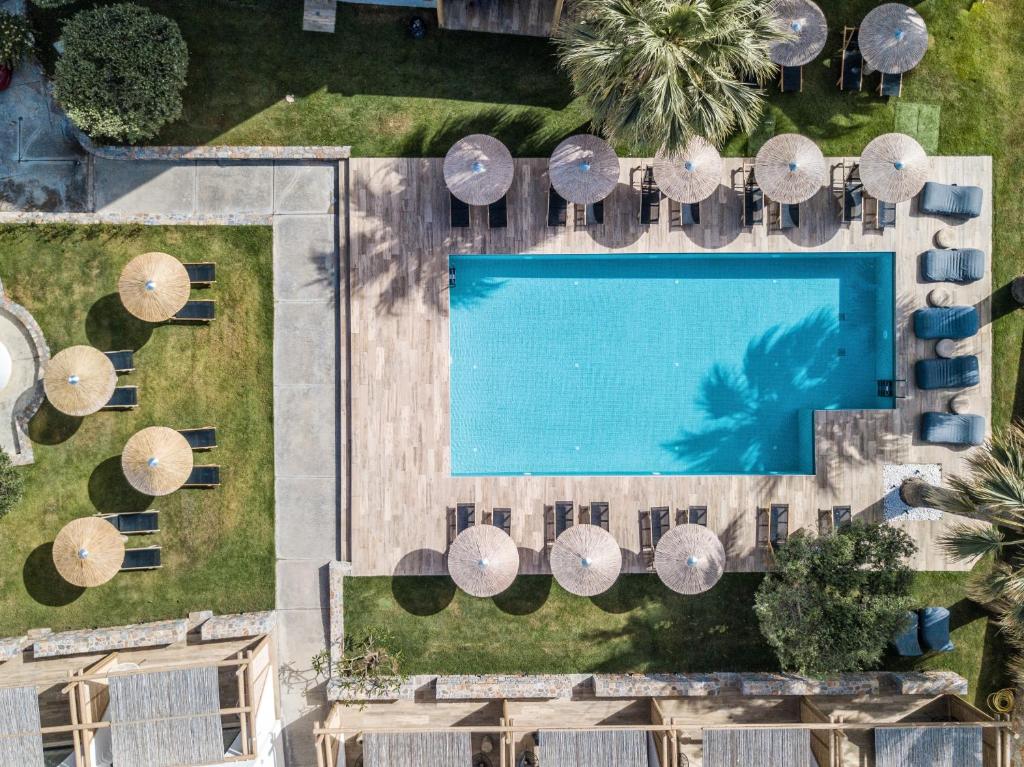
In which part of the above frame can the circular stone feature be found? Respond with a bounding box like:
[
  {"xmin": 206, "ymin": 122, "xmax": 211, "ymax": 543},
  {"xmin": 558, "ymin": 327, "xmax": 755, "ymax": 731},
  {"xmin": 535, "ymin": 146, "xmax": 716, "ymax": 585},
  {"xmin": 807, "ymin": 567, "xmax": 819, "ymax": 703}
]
[
  {"xmin": 950, "ymin": 393, "xmax": 973, "ymax": 414},
  {"xmin": 0, "ymin": 341, "xmax": 10, "ymax": 391},
  {"xmin": 927, "ymin": 287, "xmax": 952, "ymax": 307},
  {"xmin": 936, "ymin": 338, "xmax": 957, "ymax": 358},
  {"xmin": 934, "ymin": 228, "xmax": 956, "ymax": 248}
]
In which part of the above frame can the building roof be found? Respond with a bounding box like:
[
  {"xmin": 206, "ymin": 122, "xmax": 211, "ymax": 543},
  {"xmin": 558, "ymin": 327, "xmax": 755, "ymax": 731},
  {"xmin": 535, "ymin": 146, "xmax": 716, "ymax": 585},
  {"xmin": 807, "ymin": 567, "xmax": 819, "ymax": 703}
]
[
  {"xmin": 704, "ymin": 727, "xmax": 811, "ymax": 767},
  {"xmin": 362, "ymin": 731, "xmax": 472, "ymax": 767},
  {"xmin": 108, "ymin": 667, "xmax": 224, "ymax": 767},
  {"xmin": 540, "ymin": 729, "xmax": 651, "ymax": 766},
  {"xmin": 875, "ymin": 726, "xmax": 983, "ymax": 767},
  {"xmin": 0, "ymin": 686, "xmax": 44, "ymax": 767}
]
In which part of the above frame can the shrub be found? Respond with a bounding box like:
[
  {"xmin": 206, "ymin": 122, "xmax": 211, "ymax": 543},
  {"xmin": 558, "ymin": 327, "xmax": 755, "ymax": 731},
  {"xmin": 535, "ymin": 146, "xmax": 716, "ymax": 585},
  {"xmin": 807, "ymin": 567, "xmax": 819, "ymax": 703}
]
[
  {"xmin": 30, "ymin": 0, "xmax": 79, "ymax": 8},
  {"xmin": 53, "ymin": 3, "xmax": 188, "ymax": 142},
  {"xmin": 0, "ymin": 10, "xmax": 33, "ymax": 69},
  {"xmin": 0, "ymin": 452, "xmax": 24, "ymax": 518},
  {"xmin": 754, "ymin": 523, "xmax": 917, "ymax": 674}
]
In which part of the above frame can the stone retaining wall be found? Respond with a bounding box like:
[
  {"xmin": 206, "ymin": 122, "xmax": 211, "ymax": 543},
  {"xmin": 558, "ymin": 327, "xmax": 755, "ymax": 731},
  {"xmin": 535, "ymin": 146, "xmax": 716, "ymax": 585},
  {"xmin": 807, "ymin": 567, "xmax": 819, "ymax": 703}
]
[
  {"xmin": 200, "ymin": 611, "xmax": 276, "ymax": 641},
  {"xmin": 33, "ymin": 619, "xmax": 188, "ymax": 658},
  {"xmin": 328, "ymin": 562, "xmax": 352, "ymax": 669},
  {"xmin": 0, "ymin": 635, "xmax": 27, "ymax": 661},
  {"xmin": 328, "ymin": 670, "xmax": 969, "ymax": 703},
  {"xmin": 76, "ymin": 132, "xmax": 351, "ymax": 162}
]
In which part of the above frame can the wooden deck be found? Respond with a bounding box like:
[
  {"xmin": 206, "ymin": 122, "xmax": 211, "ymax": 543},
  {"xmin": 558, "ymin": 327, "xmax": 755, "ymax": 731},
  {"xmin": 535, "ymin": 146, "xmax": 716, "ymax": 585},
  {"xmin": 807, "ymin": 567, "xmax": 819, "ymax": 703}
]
[
  {"xmin": 344, "ymin": 156, "xmax": 993, "ymax": 576},
  {"xmin": 438, "ymin": 0, "xmax": 561, "ymax": 37}
]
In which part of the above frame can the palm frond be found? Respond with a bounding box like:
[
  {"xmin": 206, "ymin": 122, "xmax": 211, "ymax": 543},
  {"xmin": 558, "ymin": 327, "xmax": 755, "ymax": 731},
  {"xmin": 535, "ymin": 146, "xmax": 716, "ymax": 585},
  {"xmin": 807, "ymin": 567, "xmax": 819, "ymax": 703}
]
[{"xmin": 938, "ymin": 523, "xmax": 1004, "ymax": 563}]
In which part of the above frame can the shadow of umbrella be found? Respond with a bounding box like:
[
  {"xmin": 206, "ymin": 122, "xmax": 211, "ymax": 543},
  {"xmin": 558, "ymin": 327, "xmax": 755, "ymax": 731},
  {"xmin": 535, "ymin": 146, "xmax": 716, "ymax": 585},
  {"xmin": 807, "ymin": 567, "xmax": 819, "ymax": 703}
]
[
  {"xmin": 85, "ymin": 293, "xmax": 154, "ymax": 352},
  {"xmin": 23, "ymin": 542, "xmax": 85, "ymax": 607},
  {"xmin": 492, "ymin": 574, "xmax": 553, "ymax": 616},
  {"xmin": 390, "ymin": 576, "xmax": 456, "ymax": 617},
  {"xmin": 27, "ymin": 400, "xmax": 82, "ymax": 445},
  {"xmin": 88, "ymin": 455, "xmax": 154, "ymax": 514}
]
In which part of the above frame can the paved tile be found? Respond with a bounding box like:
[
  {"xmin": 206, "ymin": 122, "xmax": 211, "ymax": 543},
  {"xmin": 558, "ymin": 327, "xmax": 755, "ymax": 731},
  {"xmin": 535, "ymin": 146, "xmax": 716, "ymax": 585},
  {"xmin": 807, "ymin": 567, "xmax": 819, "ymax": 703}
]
[
  {"xmin": 275, "ymin": 477, "xmax": 338, "ymax": 560},
  {"xmin": 273, "ymin": 384, "xmax": 336, "ymax": 477},
  {"xmin": 277, "ymin": 560, "xmax": 331, "ymax": 611},
  {"xmin": 274, "ymin": 162, "xmax": 336, "ymax": 215},
  {"xmin": 273, "ymin": 215, "xmax": 337, "ymax": 302},
  {"xmin": 274, "ymin": 302, "xmax": 336, "ymax": 386},
  {"xmin": 94, "ymin": 159, "xmax": 196, "ymax": 216},
  {"xmin": 196, "ymin": 161, "xmax": 274, "ymax": 216}
]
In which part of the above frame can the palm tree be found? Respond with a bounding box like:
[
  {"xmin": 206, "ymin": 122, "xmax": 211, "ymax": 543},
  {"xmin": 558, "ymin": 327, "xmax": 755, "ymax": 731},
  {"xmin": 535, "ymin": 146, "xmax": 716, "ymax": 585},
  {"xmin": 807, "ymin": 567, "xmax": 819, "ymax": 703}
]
[{"xmin": 555, "ymin": 0, "xmax": 787, "ymax": 152}]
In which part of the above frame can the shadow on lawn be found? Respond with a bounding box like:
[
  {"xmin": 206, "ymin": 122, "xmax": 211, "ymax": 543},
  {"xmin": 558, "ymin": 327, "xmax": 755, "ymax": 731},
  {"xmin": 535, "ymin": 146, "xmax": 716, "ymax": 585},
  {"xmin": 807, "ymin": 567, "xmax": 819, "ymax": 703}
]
[
  {"xmin": 391, "ymin": 576, "xmax": 456, "ymax": 616},
  {"xmin": 493, "ymin": 575, "xmax": 552, "ymax": 615},
  {"xmin": 86, "ymin": 294, "xmax": 153, "ymax": 352},
  {"xmin": 27, "ymin": 401, "xmax": 81, "ymax": 445},
  {"xmin": 24, "ymin": 543, "xmax": 84, "ymax": 606},
  {"xmin": 88, "ymin": 456, "xmax": 153, "ymax": 514}
]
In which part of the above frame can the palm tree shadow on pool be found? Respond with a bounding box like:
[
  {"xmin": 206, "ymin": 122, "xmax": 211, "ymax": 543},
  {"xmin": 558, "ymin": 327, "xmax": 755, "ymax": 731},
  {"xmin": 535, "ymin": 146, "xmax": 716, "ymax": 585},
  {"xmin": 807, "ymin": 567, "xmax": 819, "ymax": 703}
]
[{"xmin": 664, "ymin": 309, "xmax": 847, "ymax": 473}]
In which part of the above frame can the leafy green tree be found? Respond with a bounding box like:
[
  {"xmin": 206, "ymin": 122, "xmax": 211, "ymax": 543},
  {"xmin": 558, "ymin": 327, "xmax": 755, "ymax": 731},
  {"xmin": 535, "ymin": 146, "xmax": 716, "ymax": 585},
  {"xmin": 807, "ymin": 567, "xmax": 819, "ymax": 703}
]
[
  {"xmin": 0, "ymin": 10, "xmax": 33, "ymax": 69},
  {"xmin": 754, "ymin": 523, "xmax": 916, "ymax": 674},
  {"xmin": 0, "ymin": 452, "xmax": 24, "ymax": 518},
  {"xmin": 555, "ymin": 0, "xmax": 785, "ymax": 152},
  {"xmin": 53, "ymin": 3, "xmax": 188, "ymax": 142}
]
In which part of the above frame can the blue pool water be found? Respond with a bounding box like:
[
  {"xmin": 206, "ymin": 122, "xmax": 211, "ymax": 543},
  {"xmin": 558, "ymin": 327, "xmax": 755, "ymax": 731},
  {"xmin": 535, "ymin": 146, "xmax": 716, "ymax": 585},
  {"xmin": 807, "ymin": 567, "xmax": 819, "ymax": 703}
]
[{"xmin": 449, "ymin": 253, "xmax": 894, "ymax": 476}]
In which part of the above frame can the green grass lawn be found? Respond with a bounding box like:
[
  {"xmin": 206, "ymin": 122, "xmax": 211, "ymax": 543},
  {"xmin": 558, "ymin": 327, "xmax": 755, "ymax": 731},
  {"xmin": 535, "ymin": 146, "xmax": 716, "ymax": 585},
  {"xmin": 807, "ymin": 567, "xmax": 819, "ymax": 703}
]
[
  {"xmin": 346, "ymin": 570, "xmax": 1002, "ymax": 707},
  {"xmin": 0, "ymin": 225, "xmax": 274, "ymax": 634}
]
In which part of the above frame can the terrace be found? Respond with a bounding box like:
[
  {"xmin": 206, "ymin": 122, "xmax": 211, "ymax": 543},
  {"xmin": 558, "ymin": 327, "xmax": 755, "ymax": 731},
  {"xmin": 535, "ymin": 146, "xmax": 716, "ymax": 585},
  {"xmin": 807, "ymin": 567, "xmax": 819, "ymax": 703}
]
[{"xmin": 346, "ymin": 154, "xmax": 992, "ymax": 576}]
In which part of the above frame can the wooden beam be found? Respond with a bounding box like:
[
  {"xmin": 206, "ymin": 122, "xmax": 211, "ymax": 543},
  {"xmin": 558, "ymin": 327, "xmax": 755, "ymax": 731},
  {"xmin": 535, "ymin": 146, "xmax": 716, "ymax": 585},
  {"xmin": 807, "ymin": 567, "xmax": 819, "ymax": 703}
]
[
  {"xmin": 244, "ymin": 649, "xmax": 258, "ymax": 757},
  {"xmin": 436, "ymin": 0, "xmax": 446, "ymax": 27}
]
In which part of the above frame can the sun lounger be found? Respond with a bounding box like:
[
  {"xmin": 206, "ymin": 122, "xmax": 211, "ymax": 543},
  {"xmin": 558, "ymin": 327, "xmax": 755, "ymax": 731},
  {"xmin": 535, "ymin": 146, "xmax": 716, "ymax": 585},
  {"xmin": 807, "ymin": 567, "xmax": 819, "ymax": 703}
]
[
  {"xmin": 103, "ymin": 511, "xmax": 160, "ymax": 535},
  {"xmin": 184, "ymin": 262, "xmax": 216, "ymax": 287},
  {"xmin": 876, "ymin": 199, "xmax": 897, "ymax": 230},
  {"xmin": 488, "ymin": 195, "xmax": 507, "ymax": 229},
  {"xmin": 651, "ymin": 507, "xmax": 670, "ymax": 547},
  {"xmin": 838, "ymin": 27, "xmax": 863, "ymax": 92},
  {"xmin": 555, "ymin": 501, "xmax": 574, "ymax": 536},
  {"xmin": 920, "ymin": 606, "xmax": 955, "ymax": 652},
  {"xmin": 489, "ymin": 507, "xmax": 511, "ymax": 536},
  {"xmin": 575, "ymin": 201, "xmax": 604, "ymax": 227},
  {"xmin": 179, "ymin": 426, "xmax": 217, "ymax": 450},
  {"xmin": 922, "ymin": 248, "xmax": 985, "ymax": 283},
  {"xmin": 104, "ymin": 350, "xmax": 134, "ymax": 374},
  {"xmin": 456, "ymin": 502, "xmax": 475, "ymax": 533},
  {"xmin": 639, "ymin": 167, "xmax": 661, "ymax": 225},
  {"xmin": 102, "ymin": 386, "xmax": 138, "ymax": 411},
  {"xmin": 743, "ymin": 185, "xmax": 764, "ymax": 227},
  {"xmin": 586, "ymin": 501, "xmax": 609, "ymax": 530},
  {"xmin": 921, "ymin": 412, "xmax": 986, "ymax": 445},
  {"xmin": 891, "ymin": 611, "xmax": 923, "ymax": 656},
  {"xmin": 639, "ymin": 510, "xmax": 654, "ymax": 564},
  {"xmin": 844, "ymin": 180, "xmax": 863, "ymax": 222},
  {"xmin": 121, "ymin": 546, "xmax": 162, "ymax": 571},
  {"xmin": 879, "ymin": 71, "xmax": 903, "ymax": 97},
  {"xmin": 915, "ymin": 356, "xmax": 980, "ymax": 390},
  {"xmin": 778, "ymin": 202, "xmax": 799, "ymax": 230},
  {"xmin": 172, "ymin": 300, "xmax": 215, "ymax": 323},
  {"xmin": 913, "ymin": 307, "xmax": 980, "ymax": 339},
  {"xmin": 184, "ymin": 465, "xmax": 221, "ymax": 488},
  {"xmin": 547, "ymin": 186, "xmax": 567, "ymax": 227},
  {"xmin": 920, "ymin": 182, "xmax": 983, "ymax": 219},
  {"xmin": 780, "ymin": 65, "xmax": 802, "ymax": 93},
  {"xmin": 450, "ymin": 193, "xmax": 470, "ymax": 228},
  {"xmin": 818, "ymin": 505, "xmax": 852, "ymax": 535},
  {"xmin": 686, "ymin": 506, "xmax": 708, "ymax": 526},
  {"xmin": 669, "ymin": 199, "xmax": 700, "ymax": 227}
]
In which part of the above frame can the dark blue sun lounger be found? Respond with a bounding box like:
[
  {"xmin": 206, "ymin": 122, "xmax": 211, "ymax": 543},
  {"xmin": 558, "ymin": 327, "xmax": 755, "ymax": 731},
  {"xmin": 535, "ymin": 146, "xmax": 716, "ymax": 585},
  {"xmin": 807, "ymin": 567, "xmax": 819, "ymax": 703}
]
[
  {"xmin": 844, "ymin": 181, "xmax": 863, "ymax": 222},
  {"xmin": 920, "ymin": 182, "xmax": 983, "ymax": 219},
  {"xmin": 780, "ymin": 65, "xmax": 802, "ymax": 93},
  {"xmin": 879, "ymin": 72, "xmax": 903, "ymax": 97},
  {"xmin": 104, "ymin": 350, "xmax": 134, "ymax": 374},
  {"xmin": 185, "ymin": 262, "xmax": 216, "ymax": 286},
  {"xmin": 103, "ymin": 511, "xmax": 160, "ymax": 535},
  {"xmin": 121, "ymin": 546, "xmax": 162, "ymax": 571},
  {"xmin": 172, "ymin": 300, "xmax": 215, "ymax": 323},
  {"xmin": 179, "ymin": 426, "xmax": 217, "ymax": 450},
  {"xmin": 102, "ymin": 386, "xmax": 138, "ymax": 410},
  {"xmin": 922, "ymin": 248, "xmax": 985, "ymax": 283},
  {"xmin": 779, "ymin": 203, "xmax": 799, "ymax": 230},
  {"xmin": 184, "ymin": 465, "xmax": 221, "ymax": 488},
  {"xmin": 547, "ymin": 186, "xmax": 567, "ymax": 227},
  {"xmin": 450, "ymin": 193, "xmax": 470, "ymax": 228},
  {"xmin": 744, "ymin": 186, "xmax": 763, "ymax": 226},
  {"xmin": 915, "ymin": 356, "xmax": 980, "ymax": 390},
  {"xmin": 488, "ymin": 195, "xmax": 507, "ymax": 229},
  {"xmin": 913, "ymin": 307, "xmax": 980, "ymax": 339},
  {"xmin": 921, "ymin": 412, "xmax": 986, "ymax": 445}
]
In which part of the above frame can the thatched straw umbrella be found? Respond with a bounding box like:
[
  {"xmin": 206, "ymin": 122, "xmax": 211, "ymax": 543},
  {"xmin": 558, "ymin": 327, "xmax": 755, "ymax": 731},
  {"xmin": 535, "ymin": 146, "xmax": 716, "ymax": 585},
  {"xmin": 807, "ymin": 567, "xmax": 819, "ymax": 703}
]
[
  {"xmin": 444, "ymin": 134, "xmax": 514, "ymax": 207},
  {"xmin": 549, "ymin": 134, "xmax": 620, "ymax": 205},
  {"xmin": 43, "ymin": 346, "xmax": 117, "ymax": 417},
  {"xmin": 550, "ymin": 524, "xmax": 622, "ymax": 597},
  {"xmin": 447, "ymin": 524, "xmax": 520, "ymax": 597},
  {"xmin": 122, "ymin": 427, "xmax": 194, "ymax": 496},
  {"xmin": 118, "ymin": 252, "xmax": 191, "ymax": 322},
  {"xmin": 770, "ymin": 0, "xmax": 828, "ymax": 67},
  {"xmin": 653, "ymin": 138, "xmax": 723, "ymax": 204},
  {"xmin": 860, "ymin": 3, "xmax": 929, "ymax": 74},
  {"xmin": 859, "ymin": 132, "xmax": 928, "ymax": 203},
  {"xmin": 654, "ymin": 525, "xmax": 727, "ymax": 595},
  {"xmin": 754, "ymin": 133, "xmax": 826, "ymax": 204},
  {"xmin": 53, "ymin": 517, "xmax": 125, "ymax": 588}
]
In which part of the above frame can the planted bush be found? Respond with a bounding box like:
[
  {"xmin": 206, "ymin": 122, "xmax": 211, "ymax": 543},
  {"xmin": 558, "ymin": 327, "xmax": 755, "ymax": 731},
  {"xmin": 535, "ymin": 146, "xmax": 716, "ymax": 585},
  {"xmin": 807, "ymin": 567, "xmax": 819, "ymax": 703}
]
[
  {"xmin": 0, "ymin": 452, "xmax": 24, "ymax": 518},
  {"xmin": 0, "ymin": 10, "xmax": 33, "ymax": 69},
  {"xmin": 30, "ymin": 0, "xmax": 79, "ymax": 8},
  {"xmin": 754, "ymin": 523, "xmax": 916, "ymax": 674},
  {"xmin": 53, "ymin": 3, "xmax": 188, "ymax": 142}
]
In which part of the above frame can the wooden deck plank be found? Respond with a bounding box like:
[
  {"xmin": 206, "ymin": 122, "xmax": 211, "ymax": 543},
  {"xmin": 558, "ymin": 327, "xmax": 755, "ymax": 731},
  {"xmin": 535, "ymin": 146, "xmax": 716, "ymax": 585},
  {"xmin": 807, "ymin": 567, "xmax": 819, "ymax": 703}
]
[
  {"xmin": 346, "ymin": 156, "xmax": 993, "ymax": 576},
  {"xmin": 439, "ymin": 0, "xmax": 558, "ymax": 37}
]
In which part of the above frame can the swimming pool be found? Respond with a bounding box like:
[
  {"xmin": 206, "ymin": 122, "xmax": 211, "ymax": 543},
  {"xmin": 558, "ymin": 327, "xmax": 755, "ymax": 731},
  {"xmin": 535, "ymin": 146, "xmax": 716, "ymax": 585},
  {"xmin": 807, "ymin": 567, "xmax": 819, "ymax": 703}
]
[{"xmin": 449, "ymin": 252, "xmax": 894, "ymax": 476}]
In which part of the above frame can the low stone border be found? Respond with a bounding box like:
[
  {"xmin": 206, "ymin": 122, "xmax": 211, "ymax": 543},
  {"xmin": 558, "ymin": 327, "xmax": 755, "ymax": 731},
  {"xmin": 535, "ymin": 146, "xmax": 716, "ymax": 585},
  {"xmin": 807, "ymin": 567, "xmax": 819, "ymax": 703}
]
[
  {"xmin": 328, "ymin": 562, "xmax": 352, "ymax": 669},
  {"xmin": 0, "ymin": 635, "xmax": 28, "ymax": 661},
  {"xmin": 33, "ymin": 618, "xmax": 188, "ymax": 658},
  {"xmin": 328, "ymin": 670, "xmax": 968, "ymax": 703},
  {"xmin": 76, "ymin": 131, "xmax": 351, "ymax": 162},
  {"xmin": 0, "ymin": 279, "xmax": 49, "ymax": 466},
  {"xmin": 200, "ymin": 611, "xmax": 276, "ymax": 642}
]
